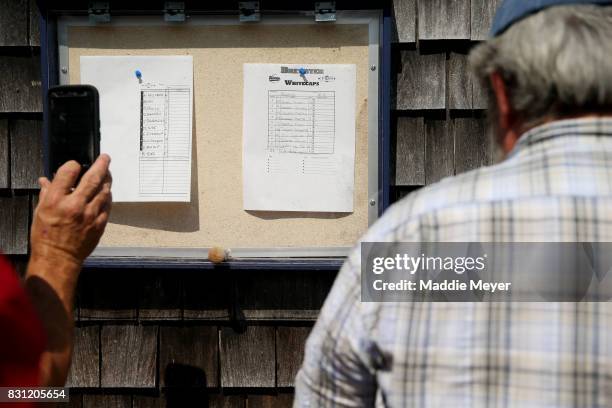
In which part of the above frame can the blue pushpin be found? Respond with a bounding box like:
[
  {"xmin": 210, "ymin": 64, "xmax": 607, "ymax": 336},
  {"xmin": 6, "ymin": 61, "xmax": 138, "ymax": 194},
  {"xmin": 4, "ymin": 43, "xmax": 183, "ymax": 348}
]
[
  {"xmin": 298, "ymin": 67, "xmax": 307, "ymax": 76},
  {"xmin": 135, "ymin": 70, "xmax": 142, "ymax": 79}
]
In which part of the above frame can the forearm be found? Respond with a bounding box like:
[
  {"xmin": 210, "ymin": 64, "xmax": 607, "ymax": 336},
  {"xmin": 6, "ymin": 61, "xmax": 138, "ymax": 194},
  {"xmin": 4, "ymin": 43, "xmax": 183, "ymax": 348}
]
[{"xmin": 24, "ymin": 252, "xmax": 81, "ymax": 386}]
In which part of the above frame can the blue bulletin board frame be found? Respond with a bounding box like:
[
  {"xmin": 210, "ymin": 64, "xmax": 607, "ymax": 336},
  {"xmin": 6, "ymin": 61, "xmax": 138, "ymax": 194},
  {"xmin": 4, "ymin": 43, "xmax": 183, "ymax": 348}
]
[{"xmin": 38, "ymin": 1, "xmax": 392, "ymax": 270}]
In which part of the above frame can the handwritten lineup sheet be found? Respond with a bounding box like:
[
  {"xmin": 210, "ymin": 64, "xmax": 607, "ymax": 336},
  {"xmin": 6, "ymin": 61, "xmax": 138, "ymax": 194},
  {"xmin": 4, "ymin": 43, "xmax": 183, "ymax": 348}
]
[
  {"xmin": 80, "ymin": 56, "xmax": 193, "ymax": 202},
  {"xmin": 243, "ymin": 64, "xmax": 357, "ymax": 212}
]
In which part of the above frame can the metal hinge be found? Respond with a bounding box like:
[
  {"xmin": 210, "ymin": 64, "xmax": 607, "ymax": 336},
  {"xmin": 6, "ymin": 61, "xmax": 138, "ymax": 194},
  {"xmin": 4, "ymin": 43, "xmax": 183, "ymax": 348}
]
[
  {"xmin": 164, "ymin": 1, "xmax": 185, "ymax": 22},
  {"xmin": 88, "ymin": 1, "xmax": 110, "ymax": 23},
  {"xmin": 315, "ymin": 1, "xmax": 336, "ymax": 22},
  {"xmin": 239, "ymin": 1, "xmax": 260, "ymax": 22}
]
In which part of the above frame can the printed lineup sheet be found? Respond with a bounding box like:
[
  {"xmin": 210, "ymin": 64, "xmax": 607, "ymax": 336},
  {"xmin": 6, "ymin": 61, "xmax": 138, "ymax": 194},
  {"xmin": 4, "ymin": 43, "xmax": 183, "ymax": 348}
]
[
  {"xmin": 80, "ymin": 56, "xmax": 193, "ymax": 202},
  {"xmin": 243, "ymin": 64, "xmax": 357, "ymax": 212}
]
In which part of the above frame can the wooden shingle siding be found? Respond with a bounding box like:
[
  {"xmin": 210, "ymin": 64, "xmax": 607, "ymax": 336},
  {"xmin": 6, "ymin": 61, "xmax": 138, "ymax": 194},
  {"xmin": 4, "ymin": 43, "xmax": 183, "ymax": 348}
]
[
  {"xmin": 66, "ymin": 325, "xmax": 100, "ymax": 388},
  {"xmin": 425, "ymin": 118, "xmax": 454, "ymax": 184},
  {"xmin": 418, "ymin": 0, "xmax": 471, "ymax": 40},
  {"xmin": 247, "ymin": 394, "xmax": 294, "ymax": 408},
  {"xmin": 391, "ymin": 0, "xmax": 416, "ymax": 43},
  {"xmin": 29, "ymin": 0, "xmax": 40, "ymax": 47},
  {"xmin": 237, "ymin": 271, "xmax": 334, "ymax": 321},
  {"xmin": 276, "ymin": 326, "xmax": 310, "ymax": 387},
  {"xmin": 159, "ymin": 325, "xmax": 219, "ymax": 388},
  {"xmin": 0, "ymin": 0, "xmax": 28, "ymax": 46},
  {"xmin": 9, "ymin": 119, "xmax": 43, "ymax": 189},
  {"xmin": 79, "ymin": 270, "xmax": 138, "ymax": 320},
  {"xmin": 396, "ymin": 51, "xmax": 445, "ymax": 110},
  {"xmin": 83, "ymin": 394, "xmax": 131, "ymax": 408},
  {"xmin": 210, "ymin": 395, "xmax": 247, "ymax": 408},
  {"xmin": 66, "ymin": 394, "xmax": 83, "ymax": 408},
  {"xmin": 132, "ymin": 395, "xmax": 164, "ymax": 408},
  {"xmin": 138, "ymin": 271, "xmax": 182, "ymax": 321},
  {"xmin": 131, "ymin": 392, "xmax": 251, "ymax": 407},
  {"xmin": 448, "ymin": 52, "xmax": 472, "ymax": 110},
  {"xmin": 220, "ymin": 326, "xmax": 275, "ymax": 388},
  {"xmin": 0, "ymin": 194, "xmax": 28, "ymax": 254},
  {"xmin": 395, "ymin": 116, "xmax": 425, "ymax": 186},
  {"xmin": 473, "ymin": 74, "xmax": 489, "ymax": 109},
  {"xmin": 183, "ymin": 271, "xmax": 231, "ymax": 320},
  {"xmin": 471, "ymin": 0, "xmax": 502, "ymax": 41},
  {"xmin": 100, "ymin": 325, "xmax": 157, "ymax": 388},
  {"xmin": 0, "ymin": 55, "xmax": 42, "ymax": 112},
  {"xmin": 454, "ymin": 116, "xmax": 493, "ymax": 174},
  {"xmin": 0, "ymin": 120, "xmax": 9, "ymax": 189}
]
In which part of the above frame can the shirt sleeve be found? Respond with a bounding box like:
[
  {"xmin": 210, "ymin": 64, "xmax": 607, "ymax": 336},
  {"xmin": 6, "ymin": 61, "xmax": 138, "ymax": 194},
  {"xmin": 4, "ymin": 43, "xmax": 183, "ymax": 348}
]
[
  {"xmin": 0, "ymin": 255, "xmax": 46, "ymax": 389},
  {"xmin": 294, "ymin": 253, "xmax": 377, "ymax": 407}
]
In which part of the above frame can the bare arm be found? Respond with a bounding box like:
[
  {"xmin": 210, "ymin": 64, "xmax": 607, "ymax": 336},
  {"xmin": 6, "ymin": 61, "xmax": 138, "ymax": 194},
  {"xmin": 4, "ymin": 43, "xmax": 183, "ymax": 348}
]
[{"xmin": 25, "ymin": 155, "xmax": 112, "ymax": 386}]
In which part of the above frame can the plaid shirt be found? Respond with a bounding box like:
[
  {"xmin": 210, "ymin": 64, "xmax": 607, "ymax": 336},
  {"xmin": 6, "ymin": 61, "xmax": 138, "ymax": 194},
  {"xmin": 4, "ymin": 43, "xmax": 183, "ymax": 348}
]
[{"xmin": 294, "ymin": 117, "xmax": 612, "ymax": 407}]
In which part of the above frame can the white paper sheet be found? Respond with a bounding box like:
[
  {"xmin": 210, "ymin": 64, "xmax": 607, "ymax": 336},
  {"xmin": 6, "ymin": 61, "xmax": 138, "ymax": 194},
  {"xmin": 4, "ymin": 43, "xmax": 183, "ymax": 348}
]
[
  {"xmin": 243, "ymin": 64, "xmax": 356, "ymax": 212},
  {"xmin": 80, "ymin": 56, "xmax": 193, "ymax": 202}
]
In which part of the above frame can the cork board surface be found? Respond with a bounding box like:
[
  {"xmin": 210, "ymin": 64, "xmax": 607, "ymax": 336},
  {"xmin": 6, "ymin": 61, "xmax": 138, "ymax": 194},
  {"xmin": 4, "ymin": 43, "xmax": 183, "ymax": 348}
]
[{"xmin": 67, "ymin": 23, "xmax": 370, "ymax": 249}]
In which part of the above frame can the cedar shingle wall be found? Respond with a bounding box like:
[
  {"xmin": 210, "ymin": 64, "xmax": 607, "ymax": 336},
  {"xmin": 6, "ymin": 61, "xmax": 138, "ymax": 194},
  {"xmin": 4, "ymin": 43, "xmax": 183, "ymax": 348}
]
[{"xmin": 0, "ymin": 1, "xmax": 498, "ymax": 406}]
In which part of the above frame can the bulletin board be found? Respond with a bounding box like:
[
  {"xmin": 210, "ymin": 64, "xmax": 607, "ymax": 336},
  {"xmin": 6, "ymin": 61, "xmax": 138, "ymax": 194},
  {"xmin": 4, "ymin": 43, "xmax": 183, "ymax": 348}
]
[{"xmin": 57, "ymin": 12, "xmax": 380, "ymax": 259}]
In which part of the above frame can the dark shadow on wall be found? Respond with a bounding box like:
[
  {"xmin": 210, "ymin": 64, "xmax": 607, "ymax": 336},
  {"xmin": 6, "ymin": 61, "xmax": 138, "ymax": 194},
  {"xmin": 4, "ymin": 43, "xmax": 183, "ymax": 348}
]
[{"xmin": 164, "ymin": 364, "xmax": 210, "ymax": 408}]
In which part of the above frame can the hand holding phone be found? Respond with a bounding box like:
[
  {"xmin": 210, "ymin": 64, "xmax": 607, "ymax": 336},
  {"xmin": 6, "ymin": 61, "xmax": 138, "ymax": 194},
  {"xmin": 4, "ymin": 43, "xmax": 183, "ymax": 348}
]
[{"xmin": 47, "ymin": 85, "xmax": 100, "ymax": 178}]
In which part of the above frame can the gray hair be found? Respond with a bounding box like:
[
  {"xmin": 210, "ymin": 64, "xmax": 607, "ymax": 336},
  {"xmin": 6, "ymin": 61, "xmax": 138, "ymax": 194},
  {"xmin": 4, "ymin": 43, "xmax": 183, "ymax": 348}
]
[{"xmin": 469, "ymin": 4, "xmax": 612, "ymax": 129}]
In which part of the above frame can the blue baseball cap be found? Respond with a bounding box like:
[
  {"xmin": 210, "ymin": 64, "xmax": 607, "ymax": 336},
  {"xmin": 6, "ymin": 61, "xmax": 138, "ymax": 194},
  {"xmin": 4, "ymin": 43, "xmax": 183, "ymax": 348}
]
[{"xmin": 491, "ymin": 0, "xmax": 612, "ymax": 36}]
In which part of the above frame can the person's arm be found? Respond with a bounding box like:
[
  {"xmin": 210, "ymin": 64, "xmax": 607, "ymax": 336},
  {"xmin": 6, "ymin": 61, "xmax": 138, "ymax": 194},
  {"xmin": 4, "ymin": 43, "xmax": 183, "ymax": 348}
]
[
  {"xmin": 25, "ymin": 155, "xmax": 112, "ymax": 386},
  {"xmin": 294, "ymin": 254, "xmax": 377, "ymax": 407}
]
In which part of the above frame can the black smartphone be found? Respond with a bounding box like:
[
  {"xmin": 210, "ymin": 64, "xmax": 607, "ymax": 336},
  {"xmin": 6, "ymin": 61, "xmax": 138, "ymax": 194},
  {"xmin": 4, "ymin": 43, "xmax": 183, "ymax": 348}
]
[{"xmin": 47, "ymin": 84, "xmax": 100, "ymax": 179}]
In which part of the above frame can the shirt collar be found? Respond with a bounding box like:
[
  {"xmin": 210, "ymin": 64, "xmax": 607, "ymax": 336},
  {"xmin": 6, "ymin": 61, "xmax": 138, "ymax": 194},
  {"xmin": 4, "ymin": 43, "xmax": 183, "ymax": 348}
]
[{"xmin": 510, "ymin": 117, "xmax": 612, "ymax": 156}]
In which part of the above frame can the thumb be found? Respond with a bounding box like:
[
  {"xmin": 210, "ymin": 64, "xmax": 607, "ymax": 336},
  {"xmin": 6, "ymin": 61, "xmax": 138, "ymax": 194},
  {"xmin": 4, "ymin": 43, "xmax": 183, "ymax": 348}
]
[{"xmin": 38, "ymin": 177, "xmax": 51, "ymax": 201}]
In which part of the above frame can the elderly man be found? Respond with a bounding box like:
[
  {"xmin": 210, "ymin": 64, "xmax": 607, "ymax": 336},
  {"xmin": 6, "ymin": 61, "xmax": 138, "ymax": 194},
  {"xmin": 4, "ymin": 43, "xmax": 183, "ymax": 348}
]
[{"xmin": 295, "ymin": 1, "xmax": 612, "ymax": 406}]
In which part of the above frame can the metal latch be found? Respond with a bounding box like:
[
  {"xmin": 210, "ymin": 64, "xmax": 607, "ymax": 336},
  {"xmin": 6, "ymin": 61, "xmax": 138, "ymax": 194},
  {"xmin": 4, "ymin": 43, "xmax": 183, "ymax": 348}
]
[
  {"xmin": 315, "ymin": 2, "xmax": 336, "ymax": 22},
  {"xmin": 239, "ymin": 1, "xmax": 260, "ymax": 22},
  {"xmin": 88, "ymin": 2, "xmax": 110, "ymax": 23},
  {"xmin": 164, "ymin": 2, "xmax": 185, "ymax": 22}
]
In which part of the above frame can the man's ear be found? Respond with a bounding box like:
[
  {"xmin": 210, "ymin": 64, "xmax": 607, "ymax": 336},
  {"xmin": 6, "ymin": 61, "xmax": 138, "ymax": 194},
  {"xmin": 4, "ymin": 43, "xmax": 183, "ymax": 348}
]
[
  {"xmin": 490, "ymin": 71, "xmax": 511, "ymax": 130},
  {"xmin": 490, "ymin": 71, "xmax": 520, "ymax": 153}
]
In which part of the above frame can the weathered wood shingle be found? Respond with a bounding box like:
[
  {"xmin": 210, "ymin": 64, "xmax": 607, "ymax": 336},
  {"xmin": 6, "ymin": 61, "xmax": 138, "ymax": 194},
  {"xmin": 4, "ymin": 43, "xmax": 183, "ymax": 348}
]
[
  {"xmin": 183, "ymin": 271, "xmax": 230, "ymax": 320},
  {"xmin": 0, "ymin": 194, "xmax": 29, "ymax": 254},
  {"xmin": 471, "ymin": 0, "xmax": 502, "ymax": 41},
  {"xmin": 237, "ymin": 271, "xmax": 334, "ymax": 321},
  {"xmin": 66, "ymin": 393, "xmax": 83, "ymax": 408},
  {"xmin": 138, "ymin": 271, "xmax": 181, "ymax": 321},
  {"xmin": 220, "ymin": 326, "xmax": 275, "ymax": 388},
  {"xmin": 210, "ymin": 395, "xmax": 246, "ymax": 408},
  {"xmin": 247, "ymin": 394, "xmax": 294, "ymax": 408},
  {"xmin": 395, "ymin": 116, "xmax": 425, "ymax": 186},
  {"xmin": 160, "ymin": 325, "xmax": 219, "ymax": 388},
  {"xmin": 453, "ymin": 116, "xmax": 493, "ymax": 174},
  {"xmin": 83, "ymin": 394, "xmax": 131, "ymax": 408},
  {"xmin": 0, "ymin": 120, "xmax": 9, "ymax": 189},
  {"xmin": 29, "ymin": 0, "xmax": 40, "ymax": 46},
  {"xmin": 276, "ymin": 326, "xmax": 310, "ymax": 387},
  {"xmin": 396, "ymin": 51, "xmax": 445, "ymax": 110},
  {"xmin": 448, "ymin": 52, "xmax": 472, "ymax": 110},
  {"xmin": 79, "ymin": 270, "xmax": 138, "ymax": 320},
  {"xmin": 473, "ymin": 75, "xmax": 489, "ymax": 110},
  {"xmin": 0, "ymin": 0, "xmax": 29, "ymax": 46},
  {"xmin": 0, "ymin": 55, "xmax": 42, "ymax": 112},
  {"xmin": 100, "ymin": 325, "xmax": 157, "ymax": 388},
  {"xmin": 66, "ymin": 325, "xmax": 100, "ymax": 388},
  {"xmin": 392, "ymin": 0, "xmax": 416, "ymax": 43},
  {"xmin": 10, "ymin": 119, "xmax": 43, "ymax": 189},
  {"xmin": 418, "ymin": 0, "xmax": 471, "ymax": 40},
  {"xmin": 425, "ymin": 118, "xmax": 454, "ymax": 184}
]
